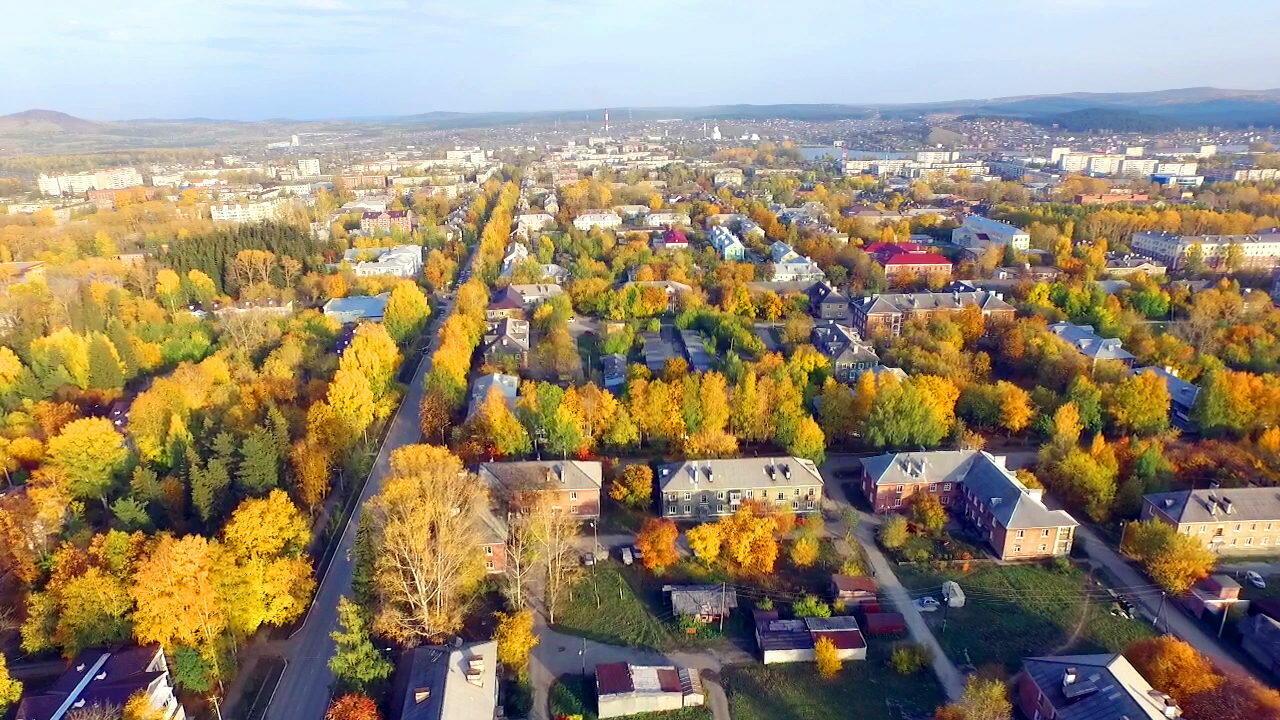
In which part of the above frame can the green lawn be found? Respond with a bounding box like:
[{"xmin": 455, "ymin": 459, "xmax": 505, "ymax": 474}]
[
  {"xmin": 723, "ymin": 639, "xmax": 945, "ymax": 720},
  {"xmin": 895, "ymin": 562, "xmax": 1154, "ymax": 675},
  {"xmin": 554, "ymin": 562, "xmax": 747, "ymax": 651},
  {"xmin": 551, "ymin": 674, "xmax": 713, "ymax": 720}
]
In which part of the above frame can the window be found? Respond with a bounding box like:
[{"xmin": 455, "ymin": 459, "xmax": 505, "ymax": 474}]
[
  {"xmin": 929, "ymin": 483, "xmax": 937, "ymax": 492},
  {"xmin": 746, "ymin": 490, "xmax": 754, "ymax": 499},
  {"xmin": 717, "ymin": 491, "xmax": 724, "ymax": 500},
  {"xmin": 794, "ymin": 488, "xmax": 801, "ymax": 497},
  {"xmin": 1042, "ymin": 529, "xmax": 1051, "ymax": 537},
  {"xmin": 485, "ymin": 560, "xmax": 494, "ymax": 570},
  {"xmin": 684, "ymin": 505, "xmax": 691, "ymax": 514},
  {"xmin": 896, "ymin": 485, "xmax": 904, "ymax": 493},
  {"xmin": 484, "ymin": 545, "xmax": 493, "ymax": 556},
  {"xmin": 1039, "ymin": 545, "xmax": 1047, "ymax": 552},
  {"xmin": 1246, "ymin": 537, "xmax": 1254, "ymax": 545},
  {"xmin": 777, "ymin": 492, "xmax": 785, "ymax": 501},
  {"xmin": 1013, "ymin": 545, "xmax": 1021, "ymax": 553},
  {"xmin": 684, "ymin": 492, "xmax": 691, "ymax": 501},
  {"xmin": 570, "ymin": 491, "xmax": 578, "ymax": 501},
  {"xmin": 943, "ymin": 483, "xmax": 951, "ymax": 491},
  {"xmin": 1016, "ymin": 530, "xmax": 1024, "ymax": 538},
  {"xmin": 792, "ymin": 501, "xmax": 799, "ymax": 510}
]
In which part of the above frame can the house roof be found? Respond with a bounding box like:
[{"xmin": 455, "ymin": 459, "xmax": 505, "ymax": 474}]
[
  {"xmin": 1049, "ymin": 323, "xmax": 1136, "ymax": 362},
  {"xmin": 595, "ymin": 663, "xmax": 684, "ymax": 700},
  {"xmin": 16, "ymin": 646, "xmax": 170, "ymax": 720},
  {"xmin": 664, "ymin": 585, "xmax": 739, "ymax": 616},
  {"xmin": 1135, "ymin": 367, "xmax": 1198, "ymax": 409},
  {"xmin": 881, "ymin": 251, "xmax": 953, "ymax": 267},
  {"xmin": 390, "ymin": 641, "xmax": 498, "ymax": 720},
  {"xmin": 1021, "ymin": 654, "xmax": 1176, "ymax": 720},
  {"xmin": 863, "ymin": 451, "xmax": 1077, "ymax": 530},
  {"xmin": 1243, "ymin": 613, "xmax": 1280, "ymax": 665},
  {"xmin": 1145, "ymin": 487, "xmax": 1280, "ymax": 524},
  {"xmin": 658, "ymin": 456, "xmax": 823, "ymax": 493},
  {"xmin": 487, "ymin": 286, "xmax": 525, "ymax": 310},
  {"xmin": 479, "ymin": 460, "xmax": 603, "ymax": 495},
  {"xmin": 323, "ymin": 293, "xmax": 390, "ymax": 320},
  {"xmin": 832, "ymin": 575, "xmax": 878, "ymax": 594},
  {"xmin": 855, "ymin": 290, "xmax": 1014, "ymax": 316}
]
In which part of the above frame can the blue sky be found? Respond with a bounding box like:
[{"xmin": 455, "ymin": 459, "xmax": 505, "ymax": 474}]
[{"xmin": 3, "ymin": 0, "xmax": 1279, "ymax": 120}]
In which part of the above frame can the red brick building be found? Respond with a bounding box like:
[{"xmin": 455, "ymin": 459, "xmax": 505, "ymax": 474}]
[
  {"xmin": 361, "ymin": 209, "xmax": 414, "ymax": 235},
  {"xmin": 865, "ymin": 242, "xmax": 953, "ymax": 283},
  {"xmin": 479, "ymin": 460, "xmax": 603, "ymax": 519}
]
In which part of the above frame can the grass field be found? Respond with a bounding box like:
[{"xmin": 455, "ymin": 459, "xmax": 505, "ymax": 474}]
[
  {"xmin": 723, "ymin": 639, "xmax": 944, "ymax": 720},
  {"xmin": 895, "ymin": 562, "xmax": 1154, "ymax": 675},
  {"xmin": 550, "ymin": 674, "xmax": 713, "ymax": 720}
]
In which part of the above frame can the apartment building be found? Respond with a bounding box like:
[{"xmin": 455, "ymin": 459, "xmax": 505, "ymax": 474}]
[
  {"xmin": 16, "ymin": 645, "xmax": 186, "ymax": 720},
  {"xmin": 573, "ymin": 209, "xmax": 623, "ymax": 230},
  {"xmin": 708, "ymin": 225, "xmax": 746, "ymax": 260},
  {"xmin": 951, "ymin": 215, "xmax": 1030, "ymax": 251},
  {"xmin": 810, "ymin": 320, "xmax": 879, "ymax": 382},
  {"xmin": 861, "ymin": 451, "xmax": 1078, "ymax": 560},
  {"xmin": 479, "ymin": 460, "xmax": 603, "ymax": 519},
  {"xmin": 850, "ymin": 289, "xmax": 1015, "ymax": 338},
  {"xmin": 37, "ymin": 167, "xmax": 144, "ymax": 196},
  {"xmin": 1142, "ymin": 487, "xmax": 1280, "ymax": 553},
  {"xmin": 297, "ymin": 158, "xmax": 321, "ymax": 177},
  {"xmin": 210, "ymin": 198, "xmax": 287, "ymax": 223},
  {"xmin": 658, "ymin": 457, "xmax": 824, "ymax": 520},
  {"xmin": 1120, "ymin": 158, "xmax": 1160, "ymax": 178},
  {"xmin": 341, "ymin": 244, "xmax": 422, "ymax": 277},
  {"xmin": 1131, "ymin": 230, "xmax": 1280, "ymax": 270},
  {"xmin": 360, "ymin": 209, "xmax": 414, "ymax": 235},
  {"xmin": 865, "ymin": 241, "xmax": 953, "ymax": 281},
  {"xmin": 1048, "ymin": 322, "xmax": 1136, "ymax": 367},
  {"xmin": 1016, "ymin": 654, "xmax": 1179, "ymax": 720}
]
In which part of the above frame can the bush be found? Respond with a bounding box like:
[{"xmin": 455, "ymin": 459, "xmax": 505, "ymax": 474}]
[
  {"xmin": 901, "ymin": 536, "xmax": 935, "ymax": 563},
  {"xmin": 792, "ymin": 594, "xmax": 832, "ymax": 619},
  {"xmin": 890, "ymin": 642, "xmax": 933, "ymax": 675},
  {"xmin": 879, "ymin": 515, "xmax": 910, "ymax": 549},
  {"xmin": 756, "ymin": 597, "xmax": 774, "ymax": 611}
]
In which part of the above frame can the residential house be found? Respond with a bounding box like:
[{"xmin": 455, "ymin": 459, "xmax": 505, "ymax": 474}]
[
  {"xmin": 713, "ymin": 168, "xmax": 745, "ymax": 188},
  {"xmin": 652, "ymin": 227, "xmax": 689, "ymax": 252},
  {"xmin": 810, "ymin": 320, "xmax": 879, "ymax": 382},
  {"xmin": 678, "ymin": 328, "xmax": 713, "ymax": 372},
  {"xmin": 499, "ymin": 242, "xmax": 530, "ymax": 277},
  {"xmin": 658, "ymin": 456, "xmax": 823, "ymax": 519},
  {"xmin": 1106, "ymin": 256, "xmax": 1167, "ymax": 277},
  {"xmin": 479, "ymin": 460, "xmax": 603, "ymax": 519},
  {"xmin": 477, "ymin": 504, "xmax": 509, "ymax": 574},
  {"xmin": 644, "ymin": 211, "xmax": 691, "ymax": 228},
  {"xmin": 808, "ymin": 282, "xmax": 850, "ymax": 321},
  {"xmin": 614, "ymin": 205, "xmax": 649, "ymax": 221},
  {"xmin": 595, "ymin": 662, "xmax": 704, "ymax": 719},
  {"xmin": 601, "ymin": 354, "xmax": 628, "ymax": 392},
  {"xmin": 481, "ymin": 318, "xmax": 531, "ymax": 368},
  {"xmin": 769, "ymin": 242, "xmax": 827, "ymax": 283},
  {"xmin": 865, "ymin": 242, "xmax": 953, "ymax": 281},
  {"xmin": 342, "ymin": 244, "xmax": 422, "ymax": 277},
  {"xmin": 664, "ymin": 585, "xmax": 739, "ymax": 623},
  {"xmin": 485, "ymin": 286, "xmax": 527, "ymax": 321},
  {"xmin": 1135, "ymin": 366, "xmax": 1198, "ymax": 429},
  {"xmin": 508, "ymin": 283, "xmax": 565, "ymax": 307},
  {"xmin": 361, "ymin": 209, "xmax": 414, "ymax": 235},
  {"xmin": 850, "ymin": 289, "xmax": 1015, "ymax": 338},
  {"xmin": 1141, "ymin": 487, "xmax": 1280, "ymax": 553},
  {"xmin": 951, "ymin": 215, "xmax": 1030, "ymax": 252},
  {"xmin": 515, "ymin": 212, "xmax": 556, "ymax": 237},
  {"xmin": 1049, "ymin": 323, "xmax": 1136, "ymax": 367},
  {"xmin": 1132, "ymin": 229, "xmax": 1280, "ymax": 270},
  {"xmin": 861, "ymin": 451, "xmax": 1078, "ymax": 560},
  {"xmin": 623, "ymin": 280, "xmax": 691, "ymax": 312},
  {"xmin": 1241, "ymin": 613, "xmax": 1280, "ymax": 676},
  {"xmin": 16, "ymin": 646, "xmax": 186, "ymax": 720},
  {"xmin": 830, "ymin": 575, "xmax": 878, "ymax": 606},
  {"xmin": 389, "ymin": 641, "xmax": 498, "ymax": 720},
  {"xmin": 753, "ymin": 613, "xmax": 868, "ymax": 665},
  {"xmin": 1015, "ymin": 654, "xmax": 1181, "ymax": 720},
  {"xmin": 323, "ymin": 293, "xmax": 390, "ymax": 324},
  {"xmin": 641, "ymin": 332, "xmax": 677, "ymax": 374},
  {"xmin": 573, "ymin": 210, "xmax": 623, "ymax": 231},
  {"xmin": 708, "ymin": 225, "xmax": 746, "ymax": 261},
  {"xmin": 465, "ymin": 373, "xmax": 519, "ymax": 419}
]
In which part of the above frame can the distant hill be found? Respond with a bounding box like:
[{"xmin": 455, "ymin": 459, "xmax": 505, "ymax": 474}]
[{"xmin": 0, "ymin": 109, "xmax": 100, "ymax": 133}]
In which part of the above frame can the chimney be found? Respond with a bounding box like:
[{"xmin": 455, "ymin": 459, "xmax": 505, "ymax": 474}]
[
  {"xmin": 1224, "ymin": 498, "xmax": 1235, "ymax": 514},
  {"xmin": 1163, "ymin": 497, "xmax": 1174, "ymax": 508},
  {"xmin": 414, "ymin": 688, "xmax": 431, "ymax": 704},
  {"xmin": 1063, "ymin": 668, "xmax": 1078, "ymax": 687},
  {"xmin": 1209, "ymin": 502, "xmax": 1219, "ymax": 516}
]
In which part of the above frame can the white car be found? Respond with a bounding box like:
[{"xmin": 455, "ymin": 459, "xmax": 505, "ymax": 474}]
[
  {"xmin": 620, "ymin": 547, "xmax": 634, "ymax": 566},
  {"xmin": 1246, "ymin": 571, "xmax": 1267, "ymax": 589},
  {"xmin": 916, "ymin": 597, "xmax": 941, "ymax": 613}
]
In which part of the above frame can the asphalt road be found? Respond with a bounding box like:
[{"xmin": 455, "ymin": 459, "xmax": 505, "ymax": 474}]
[{"xmin": 264, "ymin": 254, "xmax": 472, "ymax": 720}]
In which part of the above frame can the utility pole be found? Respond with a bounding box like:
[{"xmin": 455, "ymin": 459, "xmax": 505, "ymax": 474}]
[
  {"xmin": 1218, "ymin": 603, "xmax": 1231, "ymax": 638},
  {"xmin": 1157, "ymin": 591, "xmax": 1166, "ymax": 633},
  {"xmin": 580, "ymin": 636, "xmax": 587, "ymax": 676},
  {"xmin": 719, "ymin": 582, "xmax": 726, "ymax": 632}
]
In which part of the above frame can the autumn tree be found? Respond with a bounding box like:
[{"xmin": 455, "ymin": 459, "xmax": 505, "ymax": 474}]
[
  {"xmin": 0, "ymin": 658, "xmax": 21, "ymax": 717},
  {"xmin": 47, "ymin": 417, "xmax": 129, "ymax": 508},
  {"xmin": 814, "ymin": 636, "xmax": 841, "ymax": 679},
  {"xmin": 609, "ymin": 464, "xmax": 653, "ymax": 510},
  {"xmin": 1106, "ymin": 370, "xmax": 1171, "ymax": 436},
  {"xmin": 329, "ymin": 597, "xmax": 393, "ymax": 693},
  {"xmin": 131, "ymin": 535, "xmax": 232, "ymax": 682},
  {"xmin": 382, "ymin": 282, "xmax": 430, "ymax": 345},
  {"xmin": 494, "ymin": 609, "xmax": 539, "ymax": 678},
  {"xmin": 717, "ymin": 504, "xmax": 779, "ymax": 575},
  {"xmin": 939, "ymin": 676, "xmax": 1012, "ymax": 720},
  {"xmin": 1123, "ymin": 636, "xmax": 1220, "ymax": 705},
  {"xmin": 531, "ymin": 491, "xmax": 580, "ymax": 624},
  {"xmin": 686, "ymin": 522, "xmax": 723, "ymax": 565},
  {"xmin": 636, "ymin": 517, "xmax": 680, "ymax": 573},
  {"xmin": 1121, "ymin": 519, "xmax": 1215, "ymax": 593},
  {"xmin": 325, "ymin": 693, "xmax": 382, "ymax": 720},
  {"xmin": 222, "ymin": 490, "xmax": 315, "ymax": 637},
  {"xmin": 236, "ymin": 426, "xmax": 280, "ymax": 495},
  {"xmin": 366, "ymin": 445, "xmax": 487, "ymax": 643},
  {"xmin": 789, "ymin": 535, "xmax": 820, "ymax": 568},
  {"xmin": 912, "ymin": 493, "xmax": 948, "ymax": 536},
  {"xmin": 879, "ymin": 515, "xmax": 909, "ymax": 549}
]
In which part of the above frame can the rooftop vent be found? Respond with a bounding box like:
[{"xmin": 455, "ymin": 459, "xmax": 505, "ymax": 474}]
[
  {"xmin": 414, "ymin": 688, "xmax": 431, "ymax": 704},
  {"xmin": 1223, "ymin": 499, "xmax": 1235, "ymax": 514}
]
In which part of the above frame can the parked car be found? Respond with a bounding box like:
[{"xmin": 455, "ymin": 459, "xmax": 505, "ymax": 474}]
[
  {"xmin": 1246, "ymin": 570, "xmax": 1267, "ymax": 589},
  {"xmin": 915, "ymin": 597, "xmax": 941, "ymax": 613},
  {"xmin": 581, "ymin": 553, "xmax": 595, "ymax": 567},
  {"xmin": 630, "ymin": 544, "xmax": 644, "ymax": 560},
  {"xmin": 620, "ymin": 547, "xmax": 634, "ymax": 565}
]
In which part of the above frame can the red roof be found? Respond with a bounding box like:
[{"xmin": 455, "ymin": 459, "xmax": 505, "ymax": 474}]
[
  {"xmin": 596, "ymin": 662, "xmax": 633, "ymax": 694},
  {"xmin": 865, "ymin": 241, "xmax": 924, "ymax": 255},
  {"xmin": 661, "ymin": 228, "xmax": 688, "ymax": 245},
  {"xmin": 656, "ymin": 668, "xmax": 682, "ymax": 693},
  {"xmin": 812, "ymin": 629, "xmax": 867, "ymax": 650},
  {"xmin": 882, "ymin": 251, "xmax": 952, "ymax": 267},
  {"xmin": 832, "ymin": 575, "xmax": 878, "ymax": 594},
  {"xmin": 863, "ymin": 612, "xmax": 907, "ymax": 635}
]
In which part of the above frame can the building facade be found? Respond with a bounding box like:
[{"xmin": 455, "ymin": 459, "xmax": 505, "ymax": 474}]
[
  {"xmin": 1131, "ymin": 230, "xmax": 1280, "ymax": 270},
  {"xmin": 850, "ymin": 289, "xmax": 1015, "ymax": 337},
  {"xmin": 658, "ymin": 456, "xmax": 823, "ymax": 519},
  {"xmin": 1142, "ymin": 487, "xmax": 1280, "ymax": 553},
  {"xmin": 951, "ymin": 215, "xmax": 1030, "ymax": 251}
]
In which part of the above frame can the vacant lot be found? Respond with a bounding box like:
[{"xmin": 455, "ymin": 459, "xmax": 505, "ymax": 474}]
[
  {"xmin": 723, "ymin": 639, "xmax": 944, "ymax": 720},
  {"xmin": 551, "ymin": 674, "xmax": 713, "ymax": 720},
  {"xmin": 896, "ymin": 562, "xmax": 1154, "ymax": 674}
]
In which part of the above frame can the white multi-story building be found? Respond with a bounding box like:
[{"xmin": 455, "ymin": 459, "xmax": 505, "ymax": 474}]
[
  {"xmin": 1156, "ymin": 161, "xmax": 1198, "ymax": 176},
  {"xmin": 915, "ymin": 150, "xmax": 960, "ymax": 164},
  {"xmin": 1233, "ymin": 168, "xmax": 1280, "ymax": 182},
  {"xmin": 951, "ymin": 215, "xmax": 1030, "ymax": 251},
  {"xmin": 1132, "ymin": 230, "xmax": 1280, "ymax": 270},
  {"xmin": 297, "ymin": 158, "xmax": 321, "ymax": 177},
  {"xmin": 341, "ymin": 244, "xmax": 422, "ymax": 277},
  {"xmin": 210, "ymin": 198, "xmax": 287, "ymax": 223},
  {"xmin": 151, "ymin": 172, "xmax": 186, "ymax": 187},
  {"xmin": 1120, "ymin": 158, "xmax": 1159, "ymax": 178},
  {"xmin": 1058, "ymin": 153, "xmax": 1091, "ymax": 173},
  {"xmin": 37, "ymin": 167, "xmax": 144, "ymax": 196},
  {"xmin": 1086, "ymin": 154, "xmax": 1125, "ymax": 175},
  {"xmin": 708, "ymin": 225, "xmax": 746, "ymax": 261},
  {"xmin": 1049, "ymin": 147, "xmax": 1073, "ymax": 165},
  {"xmin": 573, "ymin": 210, "xmax": 622, "ymax": 231}
]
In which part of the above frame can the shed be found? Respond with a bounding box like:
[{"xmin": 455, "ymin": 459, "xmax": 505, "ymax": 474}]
[
  {"xmin": 831, "ymin": 575, "xmax": 878, "ymax": 604},
  {"xmin": 942, "ymin": 581, "xmax": 966, "ymax": 608},
  {"xmin": 863, "ymin": 612, "xmax": 907, "ymax": 637}
]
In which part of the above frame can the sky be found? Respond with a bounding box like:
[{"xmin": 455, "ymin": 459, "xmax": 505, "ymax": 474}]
[{"xmin": 3, "ymin": 0, "xmax": 1279, "ymax": 121}]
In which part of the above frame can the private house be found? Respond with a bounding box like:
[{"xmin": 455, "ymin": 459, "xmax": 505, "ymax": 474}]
[
  {"xmin": 465, "ymin": 373, "xmax": 519, "ymax": 420},
  {"xmin": 481, "ymin": 318, "xmax": 531, "ymax": 368},
  {"xmin": 499, "ymin": 242, "xmax": 529, "ymax": 277},
  {"xmin": 850, "ymin": 289, "xmax": 1015, "ymax": 338},
  {"xmin": 1141, "ymin": 487, "xmax": 1280, "ymax": 553},
  {"xmin": 830, "ymin": 575, "xmax": 878, "ymax": 606},
  {"xmin": 658, "ymin": 456, "xmax": 824, "ymax": 519},
  {"xmin": 951, "ymin": 214, "xmax": 1030, "ymax": 252},
  {"xmin": 808, "ymin": 282, "xmax": 850, "ymax": 321},
  {"xmin": 323, "ymin": 293, "xmax": 390, "ymax": 324},
  {"xmin": 595, "ymin": 662, "xmax": 705, "ymax": 719},
  {"xmin": 573, "ymin": 210, "xmax": 623, "ymax": 231},
  {"xmin": 361, "ymin": 209, "xmax": 414, "ymax": 235},
  {"xmin": 1106, "ymin": 256, "xmax": 1167, "ymax": 277},
  {"xmin": 753, "ymin": 613, "xmax": 868, "ymax": 665},
  {"xmin": 652, "ymin": 227, "xmax": 689, "ymax": 252},
  {"xmin": 1049, "ymin": 323, "xmax": 1136, "ymax": 367},
  {"xmin": 507, "ymin": 283, "xmax": 565, "ymax": 307},
  {"xmin": 342, "ymin": 244, "xmax": 423, "ymax": 277},
  {"xmin": 861, "ymin": 451, "xmax": 1078, "ymax": 560},
  {"xmin": 769, "ymin": 242, "xmax": 826, "ymax": 283},
  {"xmin": 515, "ymin": 212, "xmax": 556, "ymax": 237},
  {"xmin": 678, "ymin": 328, "xmax": 714, "ymax": 372},
  {"xmin": 485, "ymin": 287, "xmax": 527, "ymax": 321},
  {"xmin": 810, "ymin": 320, "xmax": 879, "ymax": 383},
  {"xmin": 16, "ymin": 646, "xmax": 186, "ymax": 720},
  {"xmin": 708, "ymin": 225, "xmax": 746, "ymax": 261},
  {"xmin": 479, "ymin": 460, "xmax": 603, "ymax": 519},
  {"xmin": 1015, "ymin": 654, "xmax": 1180, "ymax": 720},
  {"xmin": 664, "ymin": 585, "xmax": 739, "ymax": 623},
  {"xmin": 641, "ymin": 332, "xmax": 677, "ymax": 374},
  {"xmin": 601, "ymin": 353, "xmax": 628, "ymax": 392},
  {"xmin": 865, "ymin": 241, "xmax": 953, "ymax": 281},
  {"xmin": 1134, "ymin": 366, "xmax": 1198, "ymax": 429},
  {"xmin": 390, "ymin": 641, "xmax": 498, "ymax": 720}
]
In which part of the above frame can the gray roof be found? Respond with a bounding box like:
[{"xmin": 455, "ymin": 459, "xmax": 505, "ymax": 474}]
[
  {"xmin": 323, "ymin": 292, "xmax": 390, "ymax": 321},
  {"xmin": 1049, "ymin": 323, "xmax": 1136, "ymax": 362},
  {"xmin": 864, "ymin": 451, "xmax": 1076, "ymax": 530},
  {"xmin": 658, "ymin": 456, "xmax": 823, "ymax": 493},
  {"xmin": 466, "ymin": 373, "xmax": 519, "ymax": 419},
  {"xmin": 1134, "ymin": 367, "xmax": 1198, "ymax": 410},
  {"xmin": 391, "ymin": 641, "xmax": 498, "ymax": 720},
  {"xmin": 1242, "ymin": 613, "xmax": 1280, "ymax": 663},
  {"xmin": 1145, "ymin": 487, "xmax": 1280, "ymax": 524},
  {"xmin": 479, "ymin": 460, "xmax": 603, "ymax": 495},
  {"xmin": 855, "ymin": 289, "xmax": 1014, "ymax": 316},
  {"xmin": 641, "ymin": 332, "xmax": 676, "ymax": 373},
  {"xmin": 1021, "ymin": 654, "xmax": 1176, "ymax": 720},
  {"xmin": 663, "ymin": 585, "xmax": 739, "ymax": 616},
  {"xmin": 678, "ymin": 329, "xmax": 714, "ymax": 372}
]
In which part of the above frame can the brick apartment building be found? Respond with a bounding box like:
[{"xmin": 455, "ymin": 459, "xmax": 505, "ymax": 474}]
[
  {"xmin": 360, "ymin": 209, "xmax": 414, "ymax": 235},
  {"xmin": 1142, "ymin": 487, "xmax": 1280, "ymax": 554},
  {"xmin": 479, "ymin": 460, "xmax": 603, "ymax": 519},
  {"xmin": 864, "ymin": 242, "xmax": 954, "ymax": 283},
  {"xmin": 850, "ymin": 289, "xmax": 1015, "ymax": 337},
  {"xmin": 658, "ymin": 456, "xmax": 823, "ymax": 520},
  {"xmin": 861, "ymin": 451, "xmax": 1077, "ymax": 560}
]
